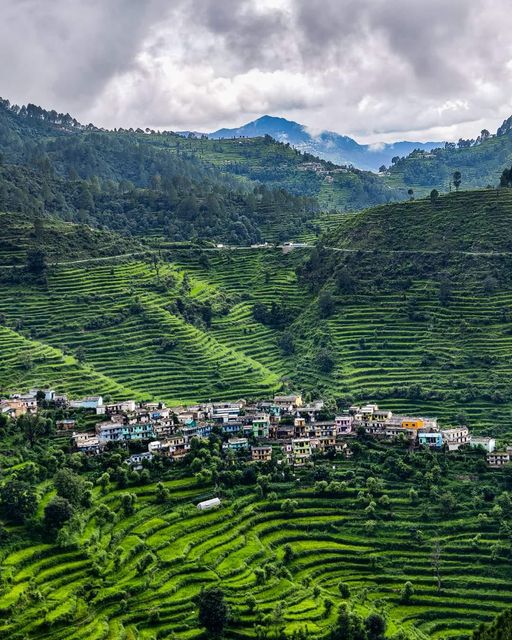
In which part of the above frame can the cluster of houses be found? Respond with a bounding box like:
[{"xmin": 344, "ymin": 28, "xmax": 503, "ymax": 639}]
[{"xmin": 2, "ymin": 390, "xmax": 510, "ymax": 469}]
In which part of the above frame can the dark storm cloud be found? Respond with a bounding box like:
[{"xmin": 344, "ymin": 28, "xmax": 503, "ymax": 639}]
[{"xmin": 2, "ymin": 0, "xmax": 512, "ymax": 141}]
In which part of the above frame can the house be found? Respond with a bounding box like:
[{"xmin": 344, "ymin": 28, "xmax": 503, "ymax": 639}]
[
  {"xmin": 335, "ymin": 415, "xmax": 353, "ymax": 435},
  {"xmin": 56, "ymin": 419, "xmax": 77, "ymax": 431},
  {"xmin": 96, "ymin": 420, "xmax": 155, "ymax": 443},
  {"xmin": 104, "ymin": 400, "xmax": 137, "ymax": 415},
  {"xmin": 222, "ymin": 437, "xmax": 248, "ymax": 451},
  {"xmin": 72, "ymin": 431, "xmax": 102, "ymax": 454},
  {"xmin": 32, "ymin": 388, "xmax": 55, "ymax": 402},
  {"xmin": 208, "ymin": 401, "xmax": 244, "ymax": 423},
  {"xmin": 0, "ymin": 399, "xmax": 27, "ymax": 419},
  {"xmin": 251, "ymin": 445, "xmax": 272, "ymax": 462},
  {"xmin": 70, "ymin": 396, "xmax": 103, "ymax": 410},
  {"xmin": 125, "ymin": 451, "xmax": 153, "ymax": 470},
  {"xmin": 401, "ymin": 417, "xmax": 425, "ymax": 430},
  {"xmin": 252, "ymin": 416, "xmax": 270, "ymax": 438},
  {"xmin": 335, "ymin": 441, "xmax": 352, "ymax": 457},
  {"xmin": 150, "ymin": 436, "xmax": 189, "ymax": 460},
  {"xmin": 384, "ymin": 420, "xmax": 417, "ymax": 441},
  {"xmin": 294, "ymin": 417, "xmax": 308, "ymax": 438},
  {"xmin": 470, "ymin": 436, "xmax": 496, "ymax": 453},
  {"xmin": 276, "ymin": 424, "xmax": 294, "ymax": 440},
  {"xmin": 290, "ymin": 438, "xmax": 311, "ymax": 466},
  {"xmin": 274, "ymin": 394, "xmax": 303, "ymax": 410},
  {"xmin": 12, "ymin": 392, "xmax": 38, "ymax": 413},
  {"xmin": 311, "ymin": 435, "xmax": 336, "ymax": 452},
  {"xmin": 442, "ymin": 426, "xmax": 470, "ymax": 451},
  {"xmin": 418, "ymin": 430, "xmax": 443, "ymax": 448},
  {"xmin": 487, "ymin": 449, "xmax": 512, "ymax": 467},
  {"xmin": 197, "ymin": 497, "xmax": 221, "ymax": 511}
]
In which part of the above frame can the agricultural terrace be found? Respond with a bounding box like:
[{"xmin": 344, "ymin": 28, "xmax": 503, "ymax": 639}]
[
  {"xmin": 0, "ymin": 249, "xmax": 309, "ymax": 403},
  {"xmin": 1, "ymin": 438, "xmax": 511, "ymax": 639}
]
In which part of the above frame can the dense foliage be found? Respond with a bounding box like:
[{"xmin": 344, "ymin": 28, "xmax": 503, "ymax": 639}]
[
  {"xmin": 384, "ymin": 116, "xmax": 512, "ymax": 196},
  {"xmin": 0, "ymin": 96, "xmax": 404, "ymax": 245}
]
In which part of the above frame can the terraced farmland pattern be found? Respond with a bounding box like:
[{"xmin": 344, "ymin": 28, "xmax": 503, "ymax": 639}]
[
  {"xmin": 0, "ymin": 249, "xmax": 308, "ymax": 403},
  {"xmin": 1, "ymin": 454, "xmax": 511, "ymax": 639}
]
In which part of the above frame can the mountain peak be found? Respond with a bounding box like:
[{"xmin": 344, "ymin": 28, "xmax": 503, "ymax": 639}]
[{"xmin": 210, "ymin": 116, "xmax": 442, "ymax": 172}]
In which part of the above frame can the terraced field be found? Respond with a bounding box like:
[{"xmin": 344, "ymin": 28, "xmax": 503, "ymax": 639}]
[
  {"xmin": 1, "ymin": 455, "xmax": 511, "ymax": 639},
  {"xmin": 0, "ymin": 250, "xmax": 308, "ymax": 403}
]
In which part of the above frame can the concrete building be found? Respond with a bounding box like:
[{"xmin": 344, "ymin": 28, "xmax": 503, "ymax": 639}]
[
  {"xmin": 251, "ymin": 445, "xmax": 273, "ymax": 462},
  {"xmin": 470, "ymin": 436, "xmax": 496, "ymax": 453},
  {"xmin": 442, "ymin": 426, "xmax": 470, "ymax": 451}
]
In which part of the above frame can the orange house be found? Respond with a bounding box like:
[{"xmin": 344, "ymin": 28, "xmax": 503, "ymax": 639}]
[{"xmin": 401, "ymin": 418, "xmax": 424, "ymax": 430}]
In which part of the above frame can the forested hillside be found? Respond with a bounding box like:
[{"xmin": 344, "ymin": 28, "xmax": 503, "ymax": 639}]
[
  {"xmin": 0, "ymin": 98, "xmax": 401, "ymax": 244},
  {"xmin": 384, "ymin": 116, "xmax": 512, "ymax": 196}
]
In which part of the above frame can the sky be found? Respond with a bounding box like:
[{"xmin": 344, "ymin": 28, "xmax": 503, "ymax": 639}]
[{"xmin": 3, "ymin": 0, "xmax": 512, "ymax": 143}]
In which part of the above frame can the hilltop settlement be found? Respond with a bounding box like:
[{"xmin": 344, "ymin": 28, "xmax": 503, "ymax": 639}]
[{"xmin": 2, "ymin": 390, "xmax": 507, "ymax": 470}]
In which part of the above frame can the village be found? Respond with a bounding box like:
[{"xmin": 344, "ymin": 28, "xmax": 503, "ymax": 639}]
[{"xmin": 2, "ymin": 390, "xmax": 509, "ymax": 469}]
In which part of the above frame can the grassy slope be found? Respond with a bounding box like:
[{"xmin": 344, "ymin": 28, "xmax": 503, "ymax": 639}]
[
  {"xmin": 135, "ymin": 132, "xmax": 400, "ymax": 213},
  {"xmin": 292, "ymin": 189, "xmax": 512, "ymax": 435},
  {"xmin": 0, "ymin": 453, "xmax": 511, "ymax": 639},
  {"xmin": 6, "ymin": 190, "xmax": 512, "ymax": 434},
  {"xmin": 0, "ymin": 215, "xmax": 308, "ymax": 402}
]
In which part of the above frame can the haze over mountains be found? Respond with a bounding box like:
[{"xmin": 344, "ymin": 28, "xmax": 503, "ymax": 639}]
[{"xmin": 209, "ymin": 115, "xmax": 442, "ymax": 172}]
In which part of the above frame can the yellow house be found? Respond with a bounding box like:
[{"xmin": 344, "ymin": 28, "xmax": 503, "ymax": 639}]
[{"xmin": 401, "ymin": 418, "xmax": 424, "ymax": 430}]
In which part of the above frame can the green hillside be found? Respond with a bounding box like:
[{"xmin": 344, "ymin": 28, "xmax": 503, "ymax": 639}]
[
  {"xmin": 0, "ymin": 212, "xmax": 309, "ymax": 402},
  {"xmin": 294, "ymin": 188, "xmax": 512, "ymax": 436},
  {"xmin": 1, "ymin": 428, "xmax": 512, "ymax": 640},
  {"xmin": 6, "ymin": 188, "xmax": 512, "ymax": 436},
  {"xmin": 383, "ymin": 118, "xmax": 512, "ymax": 198},
  {"xmin": 0, "ymin": 98, "xmax": 401, "ymax": 244}
]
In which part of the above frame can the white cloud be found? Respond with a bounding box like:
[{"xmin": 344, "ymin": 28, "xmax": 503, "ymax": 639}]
[{"xmin": 2, "ymin": 0, "xmax": 512, "ymax": 142}]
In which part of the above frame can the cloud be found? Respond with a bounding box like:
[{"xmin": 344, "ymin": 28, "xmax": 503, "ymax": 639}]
[{"xmin": 2, "ymin": 0, "xmax": 512, "ymax": 141}]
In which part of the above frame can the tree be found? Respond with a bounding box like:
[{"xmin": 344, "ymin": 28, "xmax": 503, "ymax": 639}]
[
  {"xmin": 0, "ymin": 479, "xmax": 38, "ymax": 523},
  {"xmin": 338, "ymin": 582, "xmax": 350, "ymax": 598},
  {"xmin": 438, "ymin": 278, "xmax": 452, "ymax": 306},
  {"xmin": 318, "ymin": 291, "xmax": 335, "ymax": 318},
  {"xmin": 156, "ymin": 482, "xmax": 170, "ymax": 503},
  {"xmin": 431, "ymin": 541, "xmax": 442, "ymax": 592},
  {"xmin": 407, "ymin": 188, "xmax": 414, "ymax": 201},
  {"xmin": 316, "ymin": 349, "xmax": 335, "ymax": 373},
  {"xmin": 44, "ymin": 496, "xmax": 74, "ymax": 532},
  {"xmin": 281, "ymin": 499, "xmax": 298, "ymax": 515},
  {"xmin": 26, "ymin": 248, "xmax": 47, "ymax": 276},
  {"xmin": 196, "ymin": 586, "xmax": 230, "ymax": 636},
  {"xmin": 400, "ymin": 581, "xmax": 414, "ymax": 604},
  {"xmin": 429, "ymin": 189, "xmax": 439, "ymax": 208},
  {"xmin": 278, "ymin": 332, "xmax": 295, "ymax": 355},
  {"xmin": 54, "ymin": 468, "xmax": 90, "ymax": 507},
  {"xmin": 98, "ymin": 472, "xmax": 110, "ymax": 494},
  {"xmin": 365, "ymin": 612, "xmax": 386, "ymax": 640},
  {"xmin": 121, "ymin": 493, "xmax": 136, "ymax": 516},
  {"xmin": 453, "ymin": 171, "xmax": 462, "ymax": 192},
  {"xmin": 18, "ymin": 413, "xmax": 52, "ymax": 446}
]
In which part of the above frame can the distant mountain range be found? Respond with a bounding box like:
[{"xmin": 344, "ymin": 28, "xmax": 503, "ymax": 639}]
[{"xmin": 208, "ymin": 115, "xmax": 442, "ymax": 172}]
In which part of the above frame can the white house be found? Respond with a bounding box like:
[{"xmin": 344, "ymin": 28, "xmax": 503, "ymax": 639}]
[
  {"xmin": 442, "ymin": 426, "xmax": 470, "ymax": 451},
  {"xmin": 70, "ymin": 396, "xmax": 104, "ymax": 410},
  {"xmin": 470, "ymin": 436, "xmax": 496, "ymax": 453}
]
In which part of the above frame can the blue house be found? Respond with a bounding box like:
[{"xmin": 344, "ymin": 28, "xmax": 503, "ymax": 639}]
[{"xmin": 418, "ymin": 430, "xmax": 443, "ymax": 448}]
